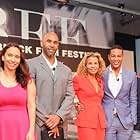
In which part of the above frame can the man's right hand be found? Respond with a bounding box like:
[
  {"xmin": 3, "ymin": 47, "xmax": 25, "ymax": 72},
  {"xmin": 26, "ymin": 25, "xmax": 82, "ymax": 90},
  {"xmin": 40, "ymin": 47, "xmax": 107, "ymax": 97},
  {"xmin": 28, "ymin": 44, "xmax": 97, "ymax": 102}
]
[{"xmin": 48, "ymin": 126, "xmax": 60, "ymax": 138}]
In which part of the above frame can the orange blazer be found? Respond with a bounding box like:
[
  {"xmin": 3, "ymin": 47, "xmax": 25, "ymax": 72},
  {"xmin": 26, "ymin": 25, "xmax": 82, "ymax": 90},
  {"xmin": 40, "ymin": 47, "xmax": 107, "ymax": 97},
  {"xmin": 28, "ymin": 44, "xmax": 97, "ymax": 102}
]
[{"xmin": 73, "ymin": 75, "xmax": 106, "ymax": 128}]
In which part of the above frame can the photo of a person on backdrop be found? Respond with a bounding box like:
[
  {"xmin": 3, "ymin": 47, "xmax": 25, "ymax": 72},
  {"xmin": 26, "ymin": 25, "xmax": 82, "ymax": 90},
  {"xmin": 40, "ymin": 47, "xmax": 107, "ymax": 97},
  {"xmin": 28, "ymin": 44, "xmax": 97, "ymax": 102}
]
[{"xmin": 41, "ymin": 0, "xmax": 114, "ymax": 48}]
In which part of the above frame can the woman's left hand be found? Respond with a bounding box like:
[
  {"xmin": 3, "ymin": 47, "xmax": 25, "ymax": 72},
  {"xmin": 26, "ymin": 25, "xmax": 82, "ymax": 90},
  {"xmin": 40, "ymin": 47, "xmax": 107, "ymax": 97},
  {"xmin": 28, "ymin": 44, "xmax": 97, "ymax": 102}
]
[{"xmin": 26, "ymin": 131, "xmax": 35, "ymax": 140}]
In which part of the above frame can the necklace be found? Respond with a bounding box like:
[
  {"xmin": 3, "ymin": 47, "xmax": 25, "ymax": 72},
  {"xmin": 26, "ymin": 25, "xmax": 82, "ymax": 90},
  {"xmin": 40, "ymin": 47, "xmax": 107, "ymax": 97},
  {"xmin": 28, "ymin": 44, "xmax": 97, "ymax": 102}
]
[
  {"xmin": 0, "ymin": 72, "xmax": 17, "ymax": 87},
  {"xmin": 4, "ymin": 78, "xmax": 16, "ymax": 83}
]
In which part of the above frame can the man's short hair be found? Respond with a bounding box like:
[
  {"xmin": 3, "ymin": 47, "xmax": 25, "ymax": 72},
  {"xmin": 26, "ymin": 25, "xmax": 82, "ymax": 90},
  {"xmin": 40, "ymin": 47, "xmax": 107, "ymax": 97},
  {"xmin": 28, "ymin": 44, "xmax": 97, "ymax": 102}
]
[{"xmin": 108, "ymin": 44, "xmax": 123, "ymax": 55}]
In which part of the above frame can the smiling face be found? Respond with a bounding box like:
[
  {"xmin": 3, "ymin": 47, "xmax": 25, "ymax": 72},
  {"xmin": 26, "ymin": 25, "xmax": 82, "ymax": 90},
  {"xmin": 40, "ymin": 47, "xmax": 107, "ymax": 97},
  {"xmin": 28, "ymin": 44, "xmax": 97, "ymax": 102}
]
[
  {"xmin": 2, "ymin": 46, "xmax": 21, "ymax": 72},
  {"xmin": 41, "ymin": 32, "xmax": 59, "ymax": 59},
  {"xmin": 108, "ymin": 48, "xmax": 123, "ymax": 71},
  {"xmin": 86, "ymin": 56, "xmax": 100, "ymax": 76}
]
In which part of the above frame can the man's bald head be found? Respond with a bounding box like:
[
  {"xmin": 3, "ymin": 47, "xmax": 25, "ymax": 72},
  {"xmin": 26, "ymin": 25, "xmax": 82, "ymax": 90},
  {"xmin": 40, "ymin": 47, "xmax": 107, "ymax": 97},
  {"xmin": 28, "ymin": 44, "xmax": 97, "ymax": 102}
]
[{"xmin": 42, "ymin": 32, "xmax": 59, "ymax": 42}]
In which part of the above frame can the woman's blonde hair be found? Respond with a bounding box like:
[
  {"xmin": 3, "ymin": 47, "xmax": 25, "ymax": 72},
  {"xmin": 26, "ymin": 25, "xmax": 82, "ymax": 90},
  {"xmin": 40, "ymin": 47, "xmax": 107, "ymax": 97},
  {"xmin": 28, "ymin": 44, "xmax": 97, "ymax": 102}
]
[{"xmin": 76, "ymin": 52, "xmax": 106, "ymax": 78}]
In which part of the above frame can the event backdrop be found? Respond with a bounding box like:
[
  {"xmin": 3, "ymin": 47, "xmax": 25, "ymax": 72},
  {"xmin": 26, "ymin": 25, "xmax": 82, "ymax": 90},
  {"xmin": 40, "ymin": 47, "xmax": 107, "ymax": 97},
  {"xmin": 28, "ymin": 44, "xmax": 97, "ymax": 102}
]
[{"xmin": 0, "ymin": 0, "xmax": 135, "ymax": 71}]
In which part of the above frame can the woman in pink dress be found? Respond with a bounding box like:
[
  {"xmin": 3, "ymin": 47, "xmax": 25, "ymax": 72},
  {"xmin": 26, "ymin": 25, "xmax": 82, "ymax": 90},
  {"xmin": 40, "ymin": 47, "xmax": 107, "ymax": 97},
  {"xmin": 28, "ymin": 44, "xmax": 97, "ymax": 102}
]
[{"xmin": 0, "ymin": 42, "xmax": 36, "ymax": 140}]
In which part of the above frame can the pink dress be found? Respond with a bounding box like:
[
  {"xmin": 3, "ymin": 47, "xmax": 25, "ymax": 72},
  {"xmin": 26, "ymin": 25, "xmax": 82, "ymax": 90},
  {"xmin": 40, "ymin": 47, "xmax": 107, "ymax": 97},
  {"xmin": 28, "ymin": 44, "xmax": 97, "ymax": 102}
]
[{"xmin": 0, "ymin": 83, "xmax": 29, "ymax": 140}]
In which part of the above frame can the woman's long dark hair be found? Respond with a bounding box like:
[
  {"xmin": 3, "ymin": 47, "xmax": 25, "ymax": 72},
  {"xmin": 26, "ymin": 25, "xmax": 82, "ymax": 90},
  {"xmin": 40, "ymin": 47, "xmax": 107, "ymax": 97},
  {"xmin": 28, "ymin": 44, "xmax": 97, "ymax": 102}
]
[{"xmin": 0, "ymin": 42, "xmax": 30, "ymax": 88}]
